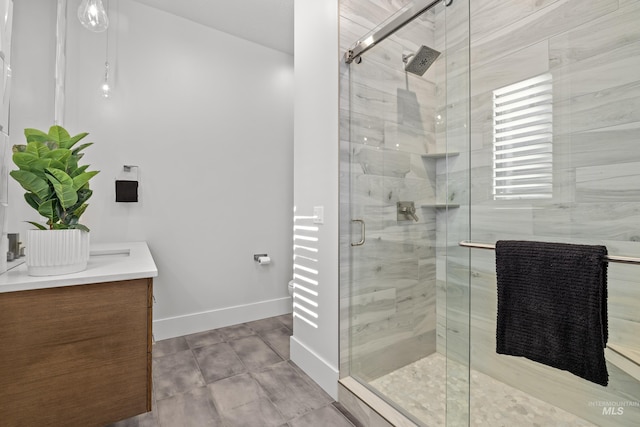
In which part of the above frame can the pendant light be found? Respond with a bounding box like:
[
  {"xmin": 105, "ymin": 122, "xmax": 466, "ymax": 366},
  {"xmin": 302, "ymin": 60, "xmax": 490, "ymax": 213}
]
[
  {"xmin": 78, "ymin": 0, "xmax": 109, "ymax": 32},
  {"xmin": 100, "ymin": 0, "xmax": 112, "ymax": 98},
  {"xmin": 101, "ymin": 61, "xmax": 111, "ymax": 98}
]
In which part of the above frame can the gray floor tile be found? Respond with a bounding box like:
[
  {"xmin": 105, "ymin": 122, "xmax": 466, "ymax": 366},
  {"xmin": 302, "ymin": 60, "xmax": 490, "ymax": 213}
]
[
  {"xmin": 153, "ymin": 350, "xmax": 206, "ymax": 400},
  {"xmin": 193, "ymin": 342, "xmax": 247, "ymax": 383},
  {"xmin": 185, "ymin": 329, "xmax": 224, "ymax": 349},
  {"xmin": 252, "ymin": 361, "xmax": 332, "ymax": 420},
  {"xmin": 151, "ymin": 378, "xmax": 157, "ymax": 412},
  {"xmin": 153, "ymin": 336, "xmax": 189, "ymax": 358},
  {"xmin": 287, "ymin": 360, "xmax": 315, "ymax": 383},
  {"xmin": 156, "ymin": 386, "xmax": 222, "ymax": 427},
  {"xmin": 274, "ymin": 313, "xmax": 293, "ymax": 331},
  {"xmin": 113, "ymin": 316, "xmax": 357, "ymax": 426},
  {"xmin": 208, "ymin": 373, "xmax": 267, "ymax": 413},
  {"xmin": 217, "ymin": 323, "xmax": 256, "ymax": 341},
  {"xmin": 245, "ymin": 316, "xmax": 286, "ymax": 333},
  {"xmin": 228, "ymin": 335, "xmax": 283, "ymax": 371},
  {"xmin": 333, "ymin": 402, "xmax": 365, "ymax": 427},
  {"xmin": 106, "ymin": 410, "xmax": 157, "ymax": 427},
  {"xmin": 218, "ymin": 397, "xmax": 285, "ymax": 427},
  {"xmin": 288, "ymin": 404, "xmax": 355, "ymax": 427},
  {"xmin": 259, "ymin": 326, "xmax": 291, "ymax": 359}
]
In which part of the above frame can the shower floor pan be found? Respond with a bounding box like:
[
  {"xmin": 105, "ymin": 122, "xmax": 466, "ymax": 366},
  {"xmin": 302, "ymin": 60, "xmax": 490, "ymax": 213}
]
[{"xmin": 370, "ymin": 353, "xmax": 595, "ymax": 426}]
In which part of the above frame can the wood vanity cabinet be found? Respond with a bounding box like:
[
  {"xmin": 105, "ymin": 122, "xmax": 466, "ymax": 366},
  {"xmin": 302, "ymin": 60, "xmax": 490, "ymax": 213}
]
[{"xmin": 0, "ymin": 277, "xmax": 153, "ymax": 427}]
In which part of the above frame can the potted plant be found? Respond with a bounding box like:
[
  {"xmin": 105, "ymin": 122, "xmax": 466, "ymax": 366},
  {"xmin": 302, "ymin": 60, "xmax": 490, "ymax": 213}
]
[{"xmin": 10, "ymin": 125, "xmax": 99, "ymax": 276}]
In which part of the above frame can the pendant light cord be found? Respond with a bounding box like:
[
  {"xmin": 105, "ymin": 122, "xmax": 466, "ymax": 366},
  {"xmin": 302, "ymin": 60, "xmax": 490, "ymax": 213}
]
[
  {"xmin": 105, "ymin": 0, "xmax": 110, "ymax": 72},
  {"xmin": 102, "ymin": 0, "xmax": 111, "ymax": 97}
]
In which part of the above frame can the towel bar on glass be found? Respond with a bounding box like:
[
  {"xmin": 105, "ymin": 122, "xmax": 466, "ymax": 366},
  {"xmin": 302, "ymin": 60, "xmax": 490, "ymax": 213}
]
[{"xmin": 459, "ymin": 241, "xmax": 640, "ymax": 265}]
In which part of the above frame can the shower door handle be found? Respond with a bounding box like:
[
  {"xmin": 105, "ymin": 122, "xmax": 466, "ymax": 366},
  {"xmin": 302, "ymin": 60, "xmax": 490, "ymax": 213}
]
[{"xmin": 351, "ymin": 219, "xmax": 365, "ymax": 247}]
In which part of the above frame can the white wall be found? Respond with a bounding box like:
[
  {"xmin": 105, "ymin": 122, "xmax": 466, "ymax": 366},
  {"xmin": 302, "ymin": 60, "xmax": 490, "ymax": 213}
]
[
  {"xmin": 9, "ymin": 0, "xmax": 56, "ymax": 135},
  {"xmin": 9, "ymin": 0, "xmax": 294, "ymax": 339},
  {"xmin": 291, "ymin": 0, "xmax": 340, "ymax": 399},
  {"xmin": 8, "ymin": 0, "xmax": 57, "ymax": 231}
]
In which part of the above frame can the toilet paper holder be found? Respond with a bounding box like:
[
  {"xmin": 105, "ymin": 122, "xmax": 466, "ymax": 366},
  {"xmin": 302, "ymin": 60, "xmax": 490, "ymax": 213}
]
[{"xmin": 254, "ymin": 253, "xmax": 268, "ymax": 262}]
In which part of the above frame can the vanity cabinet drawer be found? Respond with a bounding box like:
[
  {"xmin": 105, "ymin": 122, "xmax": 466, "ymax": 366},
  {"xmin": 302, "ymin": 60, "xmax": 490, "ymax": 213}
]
[{"xmin": 0, "ymin": 277, "xmax": 153, "ymax": 426}]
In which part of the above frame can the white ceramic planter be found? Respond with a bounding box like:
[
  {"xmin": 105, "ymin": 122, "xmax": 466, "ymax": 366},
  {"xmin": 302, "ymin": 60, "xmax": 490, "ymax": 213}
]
[{"xmin": 26, "ymin": 229, "xmax": 90, "ymax": 276}]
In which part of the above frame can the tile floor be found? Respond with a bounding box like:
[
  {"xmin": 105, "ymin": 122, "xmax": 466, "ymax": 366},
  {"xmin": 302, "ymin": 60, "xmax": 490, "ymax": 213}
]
[{"xmin": 108, "ymin": 314, "xmax": 359, "ymax": 427}]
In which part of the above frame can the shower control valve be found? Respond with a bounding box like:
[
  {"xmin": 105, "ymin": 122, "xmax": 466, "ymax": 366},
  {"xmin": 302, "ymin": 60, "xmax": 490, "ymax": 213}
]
[{"xmin": 397, "ymin": 201, "xmax": 419, "ymax": 222}]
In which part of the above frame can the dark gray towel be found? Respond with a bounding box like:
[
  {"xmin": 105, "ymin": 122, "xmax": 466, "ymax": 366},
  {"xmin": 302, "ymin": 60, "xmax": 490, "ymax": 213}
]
[{"xmin": 495, "ymin": 240, "xmax": 609, "ymax": 386}]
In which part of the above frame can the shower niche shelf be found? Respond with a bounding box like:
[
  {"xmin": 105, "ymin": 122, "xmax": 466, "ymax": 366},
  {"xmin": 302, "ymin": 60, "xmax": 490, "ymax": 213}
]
[
  {"xmin": 421, "ymin": 151, "xmax": 460, "ymax": 160},
  {"xmin": 421, "ymin": 152, "xmax": 460, "ymax": 209},
  {"xmin": 421, "ymin": 203, "xmax": 460, "ymax": 209}
]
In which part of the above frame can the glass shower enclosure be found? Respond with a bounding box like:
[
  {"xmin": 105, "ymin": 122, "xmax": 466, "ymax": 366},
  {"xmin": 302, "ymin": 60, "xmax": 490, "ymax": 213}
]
[
  {"xmin": 340, "ymin": 0, "xmax": 639, "ymax": 425},
  {"xmin": 341, "ymin": 0, "xmax": 471, "ymax": 425}
]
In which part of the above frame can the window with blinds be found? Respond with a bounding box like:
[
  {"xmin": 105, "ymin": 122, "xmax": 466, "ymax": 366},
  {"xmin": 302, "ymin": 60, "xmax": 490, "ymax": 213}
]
[{"xmin": 493, "ymin": 73, "xmax": 553, "ymax": 201}]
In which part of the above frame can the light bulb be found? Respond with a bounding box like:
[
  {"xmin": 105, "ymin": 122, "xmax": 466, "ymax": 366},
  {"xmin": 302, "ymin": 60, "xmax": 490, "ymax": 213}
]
[
  {"xmin": 101, "ymin": 82, "xmax": 111, "ymax": 98},
  {"xmin": 78, "ymin": 0, "xmax": 109, "ymax": 32},
  {"xmin": 101, "ymin": 61, "xmax": 112, "ymax": 98}
]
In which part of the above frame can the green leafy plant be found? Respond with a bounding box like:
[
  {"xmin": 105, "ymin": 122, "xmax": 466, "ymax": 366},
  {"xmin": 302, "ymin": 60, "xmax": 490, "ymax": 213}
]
[{"xmin": 10, "ymin": 125, "xmax": 100, "ymax": 231}]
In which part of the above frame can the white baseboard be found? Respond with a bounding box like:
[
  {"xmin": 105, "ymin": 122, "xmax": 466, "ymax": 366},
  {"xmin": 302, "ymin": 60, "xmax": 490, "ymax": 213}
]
[
  {"xmin": 290, "ymin": 335, "xmax": 339, "ymax": 400},
  {"xmin": 153, "ymin": 297, "xmax": 292, "ymax": 340}
]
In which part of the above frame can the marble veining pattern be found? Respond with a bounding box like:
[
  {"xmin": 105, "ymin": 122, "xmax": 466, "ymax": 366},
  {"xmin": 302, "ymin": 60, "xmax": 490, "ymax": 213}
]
[
  {"xmin": 341, "ymin": 0, "xmax": 640, "ymax": 426},
  {"xmin": 341, "ymin": 0, "xmax": 441, "ymax": 383},
  {"xmin": 463, "ymin": 0, "xmax": 640, "ymax": 418}
]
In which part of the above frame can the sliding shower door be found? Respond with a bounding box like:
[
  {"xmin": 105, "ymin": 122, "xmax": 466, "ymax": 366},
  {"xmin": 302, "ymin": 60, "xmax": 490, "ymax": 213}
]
[{"xmin": 342, "ymin": 0, "xmax": 471, "ymax": 425}]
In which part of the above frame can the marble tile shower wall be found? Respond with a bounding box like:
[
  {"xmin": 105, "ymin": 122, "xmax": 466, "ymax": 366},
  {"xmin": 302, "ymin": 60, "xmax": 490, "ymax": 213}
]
[
  {"xmin": 339, "ymin": 0, "xmax": 444, "ymax": 382},
  {"xmin": 340, "ymin": 0, "xmax": 638, "ymax": 424},
  {"xmin": 456, "ymin": 0, "xmax": 640, "ymax": 424}
]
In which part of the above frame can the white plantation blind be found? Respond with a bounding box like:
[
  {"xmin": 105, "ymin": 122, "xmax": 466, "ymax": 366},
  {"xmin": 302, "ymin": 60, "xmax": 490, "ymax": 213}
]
[
  {"xmin": 493, "ymin": 73, "xmax": 553, "ymax": 200},
  {"xmin": 292, "ymin": 207, "xmax": 319, "ymax": 328}
]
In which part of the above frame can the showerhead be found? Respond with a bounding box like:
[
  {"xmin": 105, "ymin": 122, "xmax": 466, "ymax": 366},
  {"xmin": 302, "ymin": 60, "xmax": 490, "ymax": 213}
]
[{"xmin": 403, "ymin": 45, "xmax": 440, "ymax": 76}]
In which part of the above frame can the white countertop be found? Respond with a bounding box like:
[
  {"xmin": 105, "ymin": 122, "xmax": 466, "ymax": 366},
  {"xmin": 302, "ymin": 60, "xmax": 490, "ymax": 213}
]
[{"xmin": 0, "ymin": 242, "xmax": 158, "ymax": 293}]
